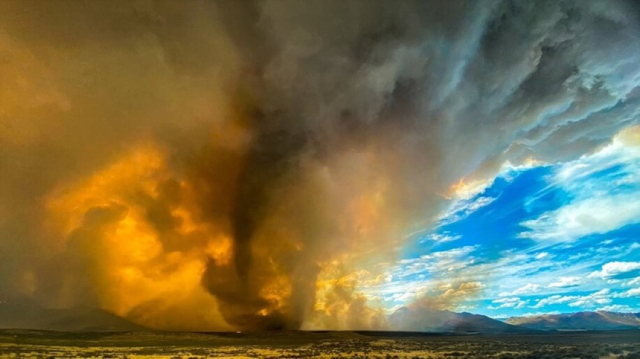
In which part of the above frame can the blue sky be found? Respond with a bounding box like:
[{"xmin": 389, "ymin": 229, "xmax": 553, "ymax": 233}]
[{"xmin": 361, "ymin": 130, "xmax": 640, "ymax": 318}]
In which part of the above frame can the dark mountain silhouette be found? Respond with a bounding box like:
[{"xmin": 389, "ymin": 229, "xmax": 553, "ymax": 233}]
[
  {"xmin": 506, "ymin": 311, "xmax": 640, "ymax": 331},
  {"xmin": 389, "ymin": 306, "xmax": 533, "ymax": 333},
  {"xmin": 3, "ymin": 298, "xmax": 639, "ymax": 333},
  {"xmin": 0, "ymin": 299, "xmax": 147, "ymax": 332}
]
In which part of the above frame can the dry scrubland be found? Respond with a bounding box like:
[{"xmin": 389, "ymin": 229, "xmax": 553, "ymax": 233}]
[{"xmin": 1, "ymin": 330, "xmax": 639, "ymax": 359}]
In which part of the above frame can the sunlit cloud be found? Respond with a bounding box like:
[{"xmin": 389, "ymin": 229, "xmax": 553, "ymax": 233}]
[
  {"xmin": 548, "ymin": 276, "xmax": 583, "ymax": 288},
  {"xmin": 520, "ymin": 139, "xmax": 640, "ymax": 242},
  {"xmin": 588, "ymin": 262, "xmax": 640, "ymax": 280}
]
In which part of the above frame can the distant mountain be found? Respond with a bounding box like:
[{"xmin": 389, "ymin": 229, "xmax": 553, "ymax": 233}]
[
  {"xmin": 0, "ymin": 299, "xmax": 147, "ymax": 332},
  {"xmin": 5, "ymin": 298, "xmax": 638, "ymax": 333},
  {"xmin": 506, "ymin": 311, "xmax": 640, "ymax": 331},
  {"xmin": 389, "ymin": 306, "xmax": 533, "ymax": 333}
]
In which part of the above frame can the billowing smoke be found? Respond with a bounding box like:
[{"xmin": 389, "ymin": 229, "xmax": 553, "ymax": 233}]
[{"xmin": 0, "ymin": 0, "xmax": 639, "ymax": 331}]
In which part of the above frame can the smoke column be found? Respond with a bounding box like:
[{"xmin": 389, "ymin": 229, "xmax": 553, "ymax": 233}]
[{"xmin": 0, "ymin": 0, "xmax": 639, "ymax": 330}]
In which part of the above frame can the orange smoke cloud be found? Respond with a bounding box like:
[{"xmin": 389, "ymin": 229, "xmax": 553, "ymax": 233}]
[
  {"xmin": 38, "ymin": 131, "xmax": 395, "ymax": 331},
  {"xmin": 44, "ymin": 145, "xmax": 234, "ymax": 330},
  {"xmin": 307, "ymin": 266, "xmax": 387, "ymax": 330}
]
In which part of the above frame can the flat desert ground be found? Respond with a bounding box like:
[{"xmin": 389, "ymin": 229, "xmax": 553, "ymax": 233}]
[{"xmin": 1, "ymin": 330, "xmax": 639, "ymax": 359}]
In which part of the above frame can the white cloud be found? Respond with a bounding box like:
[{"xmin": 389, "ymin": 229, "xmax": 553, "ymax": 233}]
[
  {"xmin": 588, "ymin": 261, "xmax": 640, "ymax": 279},
  {"xmin": 531, "ymin": 294, "xmax": 578, "ymax": 309},
  {"xmin": 532, "ymin": 289, "xmax": 612, "ymax": 309},
  {"xmin": 520, "ymin": 195, "xmax": 640, "ymax": 241},
  {"xmin": 548, "ymin": 276, "xmax": 582, "ymax": 288},
  {"xmin": 614, "ymin": 288, "xmax": 640, "ymax": 298},
  {"xmin": 371, "ymin": 247, "xmax": 482, "ymax": 304},
  {"xmin": 520, "ymin": 140, "xmax": 640, "ymax": 242},
  {"xmin": 465, "ymin": 196, "xmax": 496, "ymax": 212},
  {"xmin": 520, "ymin": 311, "xmax": 560, "ymax": 317},
  {"xmin": 390, "ymin": 246, "xmax": 478, "ymax": 278},
  {"xmin": 438, "ymin": 196, "xmax": 497, "ymax": 225},
  {"xmin": 628, "ymin": 277, "xmax": 640, "ymax": 286},
  {"xmin": 388, "ymin": 291, "xmax": 421, "ymax": 303},
  {"xmin": 489, "ymin": 297, "xmax": 528, "ymax": 310},
  {"xmin": 535, "ymin": 252, "xmax": 550, "ymax": 260},
  {"xmin": 554, "ymin": 138, "xmax": 640, "ymax": 193},
  {"xmin": 419, "ymin": 233, "xmax": 461, "ymax": 243},
  {"xmin": 499, "ymin": 283, "xmax": 543, "ymax": 297},
  {"xmin": 568, "ymin": 289, "xmax": 612, "ymax": 308},
  {"xmin": 490, "ymin": 313, "xmax": 509, "ymax": 319},
  {"xmin": 596, "ymin": 304, "xmax": 635, "ymax": 312}
]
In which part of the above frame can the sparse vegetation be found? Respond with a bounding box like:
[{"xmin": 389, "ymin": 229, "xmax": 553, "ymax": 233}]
[{"xmin": 0, "ymin": 330, "xmax": 638, "ymax": 358}]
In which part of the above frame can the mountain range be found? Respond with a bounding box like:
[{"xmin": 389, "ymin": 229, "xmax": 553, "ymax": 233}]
[
  {"xmin": 505, "ymin": 311, "xmax": 640, "ymax": 331},
  {"xmin": 388, "ymin": 306, "xmax": 532, "ymax": 333},
  {"xmin": 0, "ymin": 299, "xmax": 146, "ymax": 332},
  {"xmin": 1, "ymin": 299, "xmax": 638, "ymax": 332}
]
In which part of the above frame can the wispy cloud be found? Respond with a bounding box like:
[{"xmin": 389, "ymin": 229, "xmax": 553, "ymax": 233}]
[
  {"xmin": 531, "ymin": 294, "xmax": 580, "ymax": 309},
  {"xmin": 438, "ymin": 196, "xmax": 497, "ymax": 226},
  {"xmin": 489, "ymin": 297, "xmax": 529, "ymax": 310},
  {"xmin": 532, "ymin": 289, "xmax": 613, "ymax": 309},
  {"xmin": 588, "ymin": 261, "xmax": 640, "ymax": 279},
  {"xmin": 520, "ymin": 195, "xmax": 640, "ymax": 241},
  {"xmin": 613, "ymin": 288, "xmax": 640, "ymax": 298},
  {"xmin": 499, "ymin": 283, "xmax": 543, "ymax": 297},
  {"xmin": 548, "ymin": 276, "xmax": 582, "ymax": 288},
  {"xmin": 520, "ymin": 140, "xmax": 640, "ymax": 242},
  {"xmin": 596, "ymin": 304, "xmax": 637, "ymax": 312},
  {"xmin": 419, "ymin": 233, "xmax": 462, "ymax": 244}
]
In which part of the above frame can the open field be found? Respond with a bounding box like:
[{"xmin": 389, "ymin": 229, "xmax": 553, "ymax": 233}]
[{"xmin": 1, "ymin": 330, "xmax": 639, "ymax": 359}]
